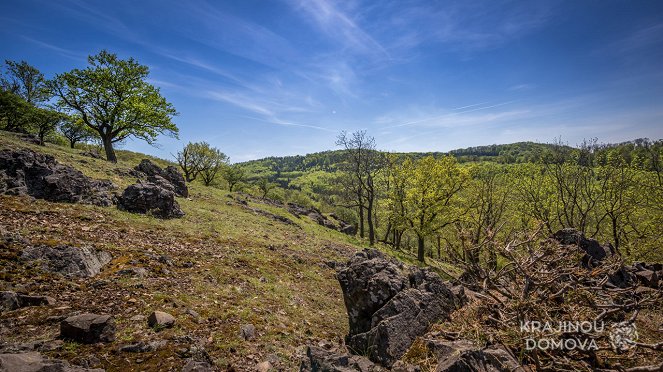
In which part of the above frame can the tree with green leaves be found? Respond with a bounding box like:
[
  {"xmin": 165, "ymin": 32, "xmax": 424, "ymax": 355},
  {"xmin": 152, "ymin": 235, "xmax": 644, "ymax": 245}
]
[
  {"xmin": 256, "ymin": 177, "xmax": 276, "ymax": 198},
  {"xmin": 223, "ymin": 165, "xmax": 245, "ymax": 192},
  {"xmin": 59, "ymin": 116, "xmax": 95, "ymax": 148},
  {"xmin": 49, "ymin": 50, "xmax": 178, "ymax": 162},
  {"xmin": 0, "ymin": 89, "xmax": 31, "ymax": 132},
  {"xmin": 27, "ymin": 107, "xmax": 64, "ymax": 146},
  {"xmin": 0, "ymin": 60, "xmax": 50, "ymax": 105},
  {"xmin": 176, "ymin": 141, "xmax": 207, "ymax": 182},
  {"xmin": 396, "ymin": 156, "xmax": 468, "ymax": 262},
  {"xmin": 198, "ymin": 145, "xmax": 229, "ymax": 186}
]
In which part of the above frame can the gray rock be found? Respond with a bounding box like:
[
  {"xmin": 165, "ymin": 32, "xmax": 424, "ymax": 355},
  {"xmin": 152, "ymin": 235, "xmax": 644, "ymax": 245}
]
[
  {"xmin": 117, "ymin": 182, "xmax": 184, "ymax": 219},
  {"xmin": 148, "ymin": 311, "xmax": 176, "ymax": 329},
  {"xmin": 337, "ymin": 249, "xmax": 466, "ymax": 367},
  {"xmin": 119, "ymin": 340, "xmax": 166, "ymax": 353},
  {"xmin": 634, "ymin": 269, "xmax": 659, "ymax": 288},
  {"xmin": 116, "ymin": 267, "xmax": 148, "ymax": 278},
  {"xmin": 425, "ymin": 339, "xmax": 523, "ymax": 372},
  {"xmin": 181, "ymin": 359, "xmax": 214, "ymax": 372},
  {"xmin": 21, "ymin": 245, "xmax": 112, "ymax": 277},
  {"xmin": 299, "ymin": 346, "xmax": 387, "ymax": 371},
  {"xmin": 60, "ymin": 314, "xmax": 116, "ymax": 344},
  {"xmin": 17, "ymin": 294, "xmax": 56, "ymax": 307},
  {"xmin": 0, "ymin": 148, "xmax": 116, "ymax": 206},
  {"xmin": 0, "ymin": 291, "xmax": 19, "ymax": 312},
  {"xmin": 0, "ymin": 351, "xmax": 104, "ymax": 372},
  {"xmin": 135, "ymin": 159, "xmax": 188, "ymax": 197},
  {"xmin": 240, "ymin": 324, "xmax": 256, "ymax": 340}
]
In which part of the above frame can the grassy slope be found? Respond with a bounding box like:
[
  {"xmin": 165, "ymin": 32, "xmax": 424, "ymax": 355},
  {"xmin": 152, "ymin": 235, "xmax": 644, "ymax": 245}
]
[{"xmin": 0, "ymin": 132, "xmax": 371, "ymax": 371}]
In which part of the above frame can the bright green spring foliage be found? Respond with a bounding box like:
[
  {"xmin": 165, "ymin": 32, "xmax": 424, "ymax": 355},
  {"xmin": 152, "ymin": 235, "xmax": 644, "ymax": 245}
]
[
  {"xmin": 389, "ymin": 155, "xmax": 469, "ymax": 261},
  {"xmin": 49, "ymin": 50, "xmax": 178, "ymax": 162}
]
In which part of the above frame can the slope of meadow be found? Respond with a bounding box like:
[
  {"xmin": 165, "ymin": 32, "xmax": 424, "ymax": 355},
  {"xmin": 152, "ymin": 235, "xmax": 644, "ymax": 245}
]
[{"xmin": 0, "ymin": 131, "xmax": 370, "ymax": 371}]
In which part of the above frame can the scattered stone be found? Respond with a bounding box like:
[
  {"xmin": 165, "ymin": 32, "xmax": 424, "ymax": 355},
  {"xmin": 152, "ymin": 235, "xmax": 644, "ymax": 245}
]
[
  {"xmin": 239, "ymin": 324, "xmax": 256, "ymax": 341},
  {"xmin": 287, "ymin": 203, "xmax": 355, "ymax": 235},
  {"xmin": 0, "ymin": 351, "xmax": 104, "ymax": 372},
  {"xmin": 17, "ymin": 294, "xmax": 56, "ymax": 307},
  {"xmin": 135, "ymin": 159, "xmax": 188, "ymax": 197},
  {"xmin": 60, "ymin": 313, "xmax": 116, "ymax": 344},
  {"xmin": 181, "ymin": 359, "xmax": 213, "ymax": 372},
  {"xmin": 117, "ymin": 182, "xmax": 184, "ymax": 219},
  {"xmin": 185, "ymin": 309, "xmax": 201, "ymax": 320},
  {"xmin": 158, "ymin": 255, "xmax": 174, "ymax": 266},
  {"xmin": 119, "ymin": 340, "xmax": 167, "ymax": 353},
  {"xmin": 116, "ymin": 267, "xmax": 148, "ymax": 278},
  {"xmin": 0, "ymin": 148, "xmax": 116, "ymax": 206},
  {"xmin": 148, "ymin": 311, "xmax": 176, "ymax": 330},
  {"xmin": 182, "ymin": 261, "xmax": 194, "ymax": 268},
  {"xmin": 0, "ymin": 291, "xmax": 19, "ymax": 312},
  {"xmin": 21, "ymin": 245, "xmax": 112, "ymax": 278},
  {"xmin": 256, "ymin": 360, "xmax": 272, "ymax": 371},
  {"xmin": 337, "ymin": 249, "xmax": 466, "ymax": 367},
  {"xmin": 80, "ymin": 150, "xmax": 102, "ymax": 159}
]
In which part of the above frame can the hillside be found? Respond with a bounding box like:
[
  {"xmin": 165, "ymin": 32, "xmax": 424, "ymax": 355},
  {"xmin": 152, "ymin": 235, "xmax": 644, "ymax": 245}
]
[{"xmin": 0, "ymin": 131, "xmax": 373, "ymax": 371}]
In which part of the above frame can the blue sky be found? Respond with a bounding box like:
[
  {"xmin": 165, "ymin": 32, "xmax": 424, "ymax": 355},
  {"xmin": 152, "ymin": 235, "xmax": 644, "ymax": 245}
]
[{"xmin": 1, "ymin": 0, "xmax": 662, "ymax": 162}]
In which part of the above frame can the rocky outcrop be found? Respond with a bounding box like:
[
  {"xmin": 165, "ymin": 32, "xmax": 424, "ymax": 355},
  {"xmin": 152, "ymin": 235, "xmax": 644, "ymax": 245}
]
[
  {"xmin": 288, "ymin": 203, "xmax": 356, "ymax": 235},
  {"xmin": 425, "ymin": 339, "xmax": 523, "ymax": 372},
  {"xmin": 0, "ymin": 149, "xmax": 116, "ymax": 206},
  {"xmin": 60, "ymin": 314, "xmax": 116, "ymax": 344},
  {"xmin": 0, "ymin": 351, "xmax": 104, "ymax": 372},
  {"xmin": 337, "ymin": 249, "xmax": 466, "ymax": 367},
  {"xmin": 21, "ymin": 245, "xmax": 112, "ymax": 277},
  {"xmin": 300, "ymin": 346, "xmax": 385, "ymax": 371},
  {"xmin": 135, "ymin": 159, "xmax": 188, "ymax": 197},
  {"xmin": 0, "ymin": 291, "xmax": 55, "ymax": 312},
  {"xmin": 117, "ymin": 182, "xmax": 185, "ymax": 219}
]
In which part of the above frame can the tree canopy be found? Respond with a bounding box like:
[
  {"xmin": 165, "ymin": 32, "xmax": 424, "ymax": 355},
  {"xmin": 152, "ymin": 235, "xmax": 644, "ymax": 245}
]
[{"xmin": 49, "ymin": 50, "xmax": 178, "ymax": 162}]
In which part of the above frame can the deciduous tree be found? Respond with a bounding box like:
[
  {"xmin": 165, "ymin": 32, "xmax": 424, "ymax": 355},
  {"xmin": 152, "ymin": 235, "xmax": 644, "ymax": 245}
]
[{"xmin": 49, "ymin": 51, "xmax": 178, "ymax": 162}]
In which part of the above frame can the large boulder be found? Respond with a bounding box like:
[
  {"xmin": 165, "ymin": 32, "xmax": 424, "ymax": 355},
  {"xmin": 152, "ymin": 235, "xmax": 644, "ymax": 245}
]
[
  {"xmin": 299, "ymin": 346, "xmax": 384, "ymax": 372},
  {"xmin": 0, "ymin": 351, "xmax": 104, "ymax": 372},
  {"xmin": 135, "ymin": 159, "xmax": 188, "ymax": 197},
  {"xmin": 425, "ymin": 340, "xmax": 523, "ymax": 372},
  {"xmin": 117, "ymin": 182, "xmax": 184, "ymax": 219},
  {"xmin": 337, "ymin": 249, "xmax": 466, "ymax": 367},
  {"xmin": 60, "ymin": 313, "xmax": 116, "ymax": 344},
  {"xmin": 0, "ymin": 149, "xmax": 116, "ymax": 206},
  {"xmin": 21, "ymin": 245, "xmax": 112, "ymax": 277}
]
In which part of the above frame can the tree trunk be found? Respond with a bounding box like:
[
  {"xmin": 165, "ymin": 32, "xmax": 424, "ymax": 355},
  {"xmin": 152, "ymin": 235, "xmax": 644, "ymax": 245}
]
[
  {"xmin": 358, "ymin": 204, "xmax": 365, "ymax": 239},
  {"xmin": 417, "ymin": 234, "xmax": 425, "ymax": 262},
  {"xmin": 367, "ymin": 195, "xmax": 375, "ymax": 246},
  {"xmin": 101, "ymin": 135, "xmax": 117, "ymax": 163},
  {"xmin": 437, "ymin": 236, "xmax": 441, "ymax": 259},
  {"xmin": 70, "ymin": 140, "xmax": 76, "ymax": 149}
]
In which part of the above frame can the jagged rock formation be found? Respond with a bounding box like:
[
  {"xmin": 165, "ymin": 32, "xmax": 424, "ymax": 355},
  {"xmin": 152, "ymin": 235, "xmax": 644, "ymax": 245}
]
[
  {"xmin": 337, "ymin": 249, "xmax": 466, "ymax": 367},
  {"xmin": 117, "ymin": 182, "xmax": 185, "ymax": 219},
  {"xmin": 0, "ymin": 351, "xmax": 104, "ymax": 372},
  {"xmin": 21, "ymin": 245, "xmax": 112, "ymax": 277},
  {"xmin": 0, "ymin": 149, "xmax": 116, "ymax": 206},
  {"xmin": 134, "ymin": 159, "xmax": 188, "ymax": 197}
]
